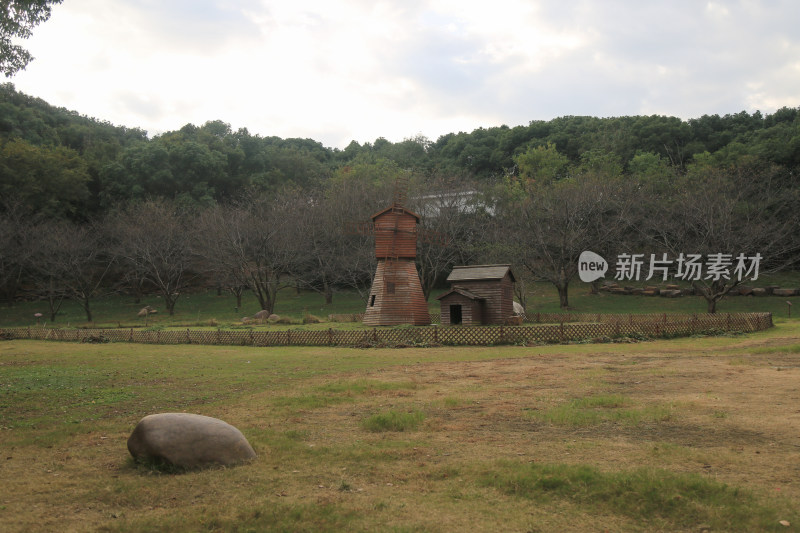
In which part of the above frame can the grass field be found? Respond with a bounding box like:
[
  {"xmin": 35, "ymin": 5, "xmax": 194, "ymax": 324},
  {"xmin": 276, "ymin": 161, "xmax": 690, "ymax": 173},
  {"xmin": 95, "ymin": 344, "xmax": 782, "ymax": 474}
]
[
  {"xmin": 1, "ymin": 271, "xmax": 799, "ymax": 329},
  {"xmin": 1, "ymin": 319, "xmax": 799, "ymax": 531}
]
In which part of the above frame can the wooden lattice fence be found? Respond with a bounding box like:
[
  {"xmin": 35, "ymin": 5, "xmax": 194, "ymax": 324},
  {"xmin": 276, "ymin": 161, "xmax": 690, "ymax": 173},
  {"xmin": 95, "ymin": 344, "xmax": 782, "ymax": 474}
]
[{"xmin": 0, "ymin": 313, "xmax": 773, "ymax": 348}]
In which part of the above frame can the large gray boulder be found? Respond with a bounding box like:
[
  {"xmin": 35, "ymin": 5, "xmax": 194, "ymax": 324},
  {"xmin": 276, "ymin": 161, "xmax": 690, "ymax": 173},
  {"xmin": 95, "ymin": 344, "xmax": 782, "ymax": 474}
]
[{"xmin": 127, "ymin": 413, "xmax": 256, "ymax": 469}]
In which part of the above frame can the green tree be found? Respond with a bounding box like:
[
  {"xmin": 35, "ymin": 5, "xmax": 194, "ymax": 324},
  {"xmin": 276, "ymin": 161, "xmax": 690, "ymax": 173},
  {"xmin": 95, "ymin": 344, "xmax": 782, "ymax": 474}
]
[
  {"xmin": 0, "ymin": 137, "xmax": 90, "ymax": 217},
  {"xmin": 1, "ymin": 0, "xmax": 62, "ymax": 77},
  {"xmin": 513, "ymin": 142, "xmax": 570, "ymax": 185},
  {"xmin": 628, "ymin": 151, "xmax": 675, "ymax": 194}
]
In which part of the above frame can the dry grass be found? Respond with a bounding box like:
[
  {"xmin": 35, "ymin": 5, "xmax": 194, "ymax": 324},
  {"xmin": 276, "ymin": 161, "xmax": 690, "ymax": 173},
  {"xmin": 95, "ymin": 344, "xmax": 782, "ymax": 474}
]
[{"xmin": 1, "ymin": 323, "xmax": 799, "ymax": 532}]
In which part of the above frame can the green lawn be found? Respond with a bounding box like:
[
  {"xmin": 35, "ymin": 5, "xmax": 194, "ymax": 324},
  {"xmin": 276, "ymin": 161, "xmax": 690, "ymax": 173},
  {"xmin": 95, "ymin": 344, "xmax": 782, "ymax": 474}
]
[
  {"xmin": 1, "ymin": 324, "xmax": 799, "ymax": 531},
  {"xmin": 1, "ymin": 271, "xmax": 798, "ymax": 328}
]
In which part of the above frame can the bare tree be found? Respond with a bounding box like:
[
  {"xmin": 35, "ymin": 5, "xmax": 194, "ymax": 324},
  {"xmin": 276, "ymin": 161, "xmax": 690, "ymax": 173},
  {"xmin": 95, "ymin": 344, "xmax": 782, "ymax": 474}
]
[
  {"xmin": 27, "ymin": 220, "xmax": 113, "ymax": 322},
  {"xmin": 194, "ymin": 192, "xmax": 304, "ymax": 314},
  {"xmin": 0, "ymin": 199, "xmax": 36, "ymax": 306},
  {"xmin": 499, "ymin": 174, "xmax": 636, "ymax": 308},
  {"xmin": 59, "ymin": 221, "xmax": 113, "ymax": 322},
  {"xmin": 409, "ymin": 177, "xmax": 486, "ymax": 300},
  {"xmin": 108, "ymin": 199, "xmax": 194, "ymax": 316},
  {"xmin": 292, "ymin": 177, "xmax": 388, "ymax": 304},
  {"xmin": 643, "ymin": 162, "xmax": 800, "ymax": 312},
  {"xmin": 26, "ymin": 221, "xmax": 68, "ymax": 322},
  {"xmin": 194, "ymin": 204, "xmax": 249, "ymax": 310}
]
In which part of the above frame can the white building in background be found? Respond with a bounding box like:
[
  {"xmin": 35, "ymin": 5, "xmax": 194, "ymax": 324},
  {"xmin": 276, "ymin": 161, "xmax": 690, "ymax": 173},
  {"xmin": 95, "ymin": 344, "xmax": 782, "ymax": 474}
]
[{"xmin": 411, "ymin": 189, "xmax": 495, "ymax": 219}]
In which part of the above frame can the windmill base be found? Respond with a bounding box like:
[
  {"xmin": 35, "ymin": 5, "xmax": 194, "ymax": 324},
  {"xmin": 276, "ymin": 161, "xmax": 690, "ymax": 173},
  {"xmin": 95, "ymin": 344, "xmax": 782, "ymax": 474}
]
[{"xmin": 363, "ymin": 260, "xmax": 431, "ymax": 326}]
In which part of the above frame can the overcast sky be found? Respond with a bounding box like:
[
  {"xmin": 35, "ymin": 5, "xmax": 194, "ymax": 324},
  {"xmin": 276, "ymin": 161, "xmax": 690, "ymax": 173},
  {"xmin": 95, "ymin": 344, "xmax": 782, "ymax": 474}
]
[{"xmin": 10, "ymin": 0, "xmax": 800, "ymax": 149}]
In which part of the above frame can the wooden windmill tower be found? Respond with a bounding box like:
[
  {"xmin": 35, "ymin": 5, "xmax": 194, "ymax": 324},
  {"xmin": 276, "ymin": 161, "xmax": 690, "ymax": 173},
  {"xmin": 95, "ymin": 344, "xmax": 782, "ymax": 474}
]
[{"xmin": 362, "ymin": 177, "xmax": 431, "ymax": 326}]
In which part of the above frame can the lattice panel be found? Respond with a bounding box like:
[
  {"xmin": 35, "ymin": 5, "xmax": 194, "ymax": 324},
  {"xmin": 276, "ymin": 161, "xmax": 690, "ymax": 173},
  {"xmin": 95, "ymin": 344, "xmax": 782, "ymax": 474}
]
[{"xmin": 0, "ymin": 313, "xmax": 772, "ymax": 348}]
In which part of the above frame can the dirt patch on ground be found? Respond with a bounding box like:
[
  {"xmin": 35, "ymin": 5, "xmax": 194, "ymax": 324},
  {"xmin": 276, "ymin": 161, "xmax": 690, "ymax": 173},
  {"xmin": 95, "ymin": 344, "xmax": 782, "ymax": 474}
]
[{"xmin": 293, "ymin": 342, "xmax": 800, "ymax": 503}]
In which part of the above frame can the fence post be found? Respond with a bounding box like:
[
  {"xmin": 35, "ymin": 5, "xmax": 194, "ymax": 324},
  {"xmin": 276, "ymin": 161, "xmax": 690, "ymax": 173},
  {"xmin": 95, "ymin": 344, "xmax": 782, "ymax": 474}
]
[
  {"xmin": 27, "ymin": 326, "xmax": 30, "ymax": 339},
  {"xmin": 500, "ymin": 324, "xmax": 504, "ymax": 343},
  {"xmin": 726, "ymin": 313, "xmax": 731, "ymax": 331},
  {"xmin": 328, "ymin": 328, "xmax": 334, "ymax": 346},
  {"xmin": 287, "ymin": 330, "xmax": 291, "ymax": 345},
  {"xmin": 373, "ymin": 328, "xmax": 378, "ymax": 343},
  {"xmin": 186, "ymin": 329, "xmax": 191, "ymax": 344},
  {"xmin": 434, "ymin": 325, "xmax": 438, "ymax": 344},
  {"xmin": 560, "ymin": 322, "xmax": 565, "ymax": 342}
]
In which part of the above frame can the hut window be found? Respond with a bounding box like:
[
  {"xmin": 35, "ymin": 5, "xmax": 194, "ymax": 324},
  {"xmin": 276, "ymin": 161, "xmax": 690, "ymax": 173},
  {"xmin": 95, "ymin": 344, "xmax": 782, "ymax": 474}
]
[{"xmin": 370, "ymin": 295, "xmax": 376, "ymax": 307}]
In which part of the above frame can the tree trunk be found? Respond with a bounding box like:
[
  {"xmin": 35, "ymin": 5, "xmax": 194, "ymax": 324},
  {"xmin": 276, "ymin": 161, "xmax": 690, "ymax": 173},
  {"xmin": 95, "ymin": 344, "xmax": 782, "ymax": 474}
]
[
  {"xmin": 556, "ymin": 282, "xmax": 569, "ymax": 308},
  {"xmin": 324, "ymin": 282, "xmax": 333, "ymax": 305},
  {"xmin": 165, "ymin": 294, "xmax": 177, "ymax": 316},
  {"xmin": 514, "ymin": 279, "xmax": 527, "ymax": 311},
  {"xmin": 706, "ymin": 298, "xmax": 718, "ymax": 314},
  {"xmin": 82, "ymin": 297, "xmax": 93, "ymax": 322},
  {"xmin": 590, "ymin": 280, "xmax": 601, "ymax": 294},
  {"xmin": 227, "ymin": 286, "xmax": 244, "ymax": 309},
  {"xmin": 556, "ymin": 268, "xmax": 570, "ymax": 308}
]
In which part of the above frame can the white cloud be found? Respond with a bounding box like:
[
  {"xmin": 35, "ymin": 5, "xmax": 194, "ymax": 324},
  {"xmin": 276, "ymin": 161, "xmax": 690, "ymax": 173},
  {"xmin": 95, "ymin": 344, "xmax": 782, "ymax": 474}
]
[{"xmin": 10, "ymin": 0, "xmax": 800, "ymax": 148}]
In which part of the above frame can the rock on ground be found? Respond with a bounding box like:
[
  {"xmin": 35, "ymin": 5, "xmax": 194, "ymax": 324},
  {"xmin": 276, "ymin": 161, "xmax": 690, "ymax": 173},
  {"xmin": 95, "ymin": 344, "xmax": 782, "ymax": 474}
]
[{"xmin": 127, "ymin": 413, "xmax": 257, "ymax": 469}]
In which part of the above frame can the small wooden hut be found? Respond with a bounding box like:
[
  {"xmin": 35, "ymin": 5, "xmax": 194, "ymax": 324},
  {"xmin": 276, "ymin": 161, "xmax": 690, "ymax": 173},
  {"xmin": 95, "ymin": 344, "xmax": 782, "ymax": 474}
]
[{"xmin": 437, "ymin": 265, "xmax": 516, "ymax": 325}]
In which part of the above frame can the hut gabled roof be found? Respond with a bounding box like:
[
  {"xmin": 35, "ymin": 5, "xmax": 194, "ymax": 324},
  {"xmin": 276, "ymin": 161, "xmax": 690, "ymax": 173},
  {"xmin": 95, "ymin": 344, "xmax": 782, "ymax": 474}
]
[
  {"xmin": 370, "ymin": 204, "xmax": 421, "ymax": 222},
  {"xmin": 446, "ymin": 264, "xmax": 516, "ymax": 283},
  {"xmin": 435, "ymin": 287, "xmax": 485, "ymax": 301}
]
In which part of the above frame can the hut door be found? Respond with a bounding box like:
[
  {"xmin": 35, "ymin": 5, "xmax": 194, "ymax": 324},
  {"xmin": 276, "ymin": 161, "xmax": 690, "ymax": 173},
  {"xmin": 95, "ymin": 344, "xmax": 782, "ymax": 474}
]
[{"xmin": 450, "ymin": 304, "xmax": 463, "ymax": 325}]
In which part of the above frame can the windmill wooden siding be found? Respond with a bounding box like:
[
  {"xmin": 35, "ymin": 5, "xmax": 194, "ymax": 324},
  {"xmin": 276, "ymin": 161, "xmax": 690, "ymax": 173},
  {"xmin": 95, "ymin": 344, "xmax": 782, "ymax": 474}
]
[
  {"xmin": 372, "ymin": 206, "xmax": 419, "ymax": 259},
  {"xmin": 437, "ymin": 265, "xmax": 516, "ymax": 325},
  {"xmin": 363, "ymin": 204, "xmax": 431, "ymax": 326}
]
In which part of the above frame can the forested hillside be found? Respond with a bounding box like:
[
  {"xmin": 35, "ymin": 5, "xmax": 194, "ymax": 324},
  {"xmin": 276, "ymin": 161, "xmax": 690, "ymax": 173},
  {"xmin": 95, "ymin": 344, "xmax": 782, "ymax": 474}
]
[
  {"xmin": 2, "ymin": 83, "xmax": 799, "ymax": 218},
  {"xmin": 1, "ymin": 82, "xmax": 799, "ymax": 317}
]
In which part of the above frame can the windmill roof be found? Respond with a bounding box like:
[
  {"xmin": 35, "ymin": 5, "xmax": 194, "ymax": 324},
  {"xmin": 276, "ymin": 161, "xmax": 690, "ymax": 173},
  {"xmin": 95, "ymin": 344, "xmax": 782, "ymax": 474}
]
[
  {"xmin": 446, "ymin": 264, "xmax": 516, "ymax": 282},
  {"xmin": 370, "ymin": 204, "xmax": 421, "ymax": 222},
  {"xmin": 435, "ymin": 287, "xmax": 485, "ymax": 301}
]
